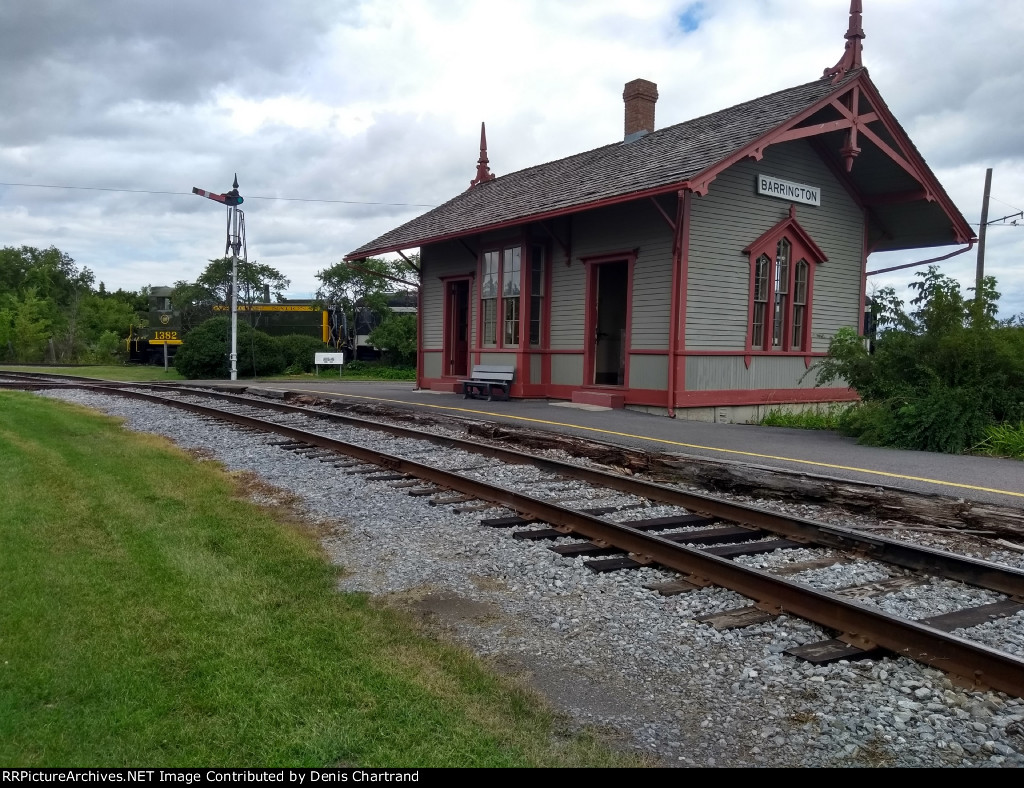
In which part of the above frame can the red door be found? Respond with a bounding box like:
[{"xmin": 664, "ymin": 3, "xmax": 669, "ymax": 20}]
[{"xmin": 445, "ymin": 280, "xmax": 470, "ymax": 377}]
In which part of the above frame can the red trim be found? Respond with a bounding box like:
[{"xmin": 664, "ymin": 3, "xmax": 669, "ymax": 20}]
[
  {"xmin": 678, "ymin": 191, "xmax": 692, "ymax": 395},
  {"xmin": 579, "ymin": 250, "xmax": 640, "ymax": 265},
  {"xmin": 839, "ymin": 79, "xmax": 972, "ymax": 240},
  {"xmin": 677, "ymin": 387, "xmax": 857, "ymax": 407},
  {"xmin": 521, "ymin": 240, "xmax": 550, "ymax": 385},
  {"xmin": 552, "ymin": 385, "xmax": 667, "ymax": 408},
  {"xmin": 685, "ymin": 74, "xmax": 973, "ymax": 243},
  {"xmin": 667, "ymin": 190, "xmax": 689, "ymax": 416},
  {"xmin": 415, "ymin": 264, "xmax": 424, "ymax": 389},
  {"xmin": 859, "ymin": 220, "xmax": 869, "ymax": 348},
  {"xmin": 822, "ymin": 0, "xmax": 864, "ymax": 83},
  {"xmin": 743, "ymin": 205, "xmax": 828, "ymax": 262},
  {"xmin": 470, "ymin": 235, "xmax": 548, "ymax": 388},
  {"xmin": 469, "ymin": 122, "xmax": 496, "ymax": 188},
  {"xmin": 425, "ymin": 346, "xmax": 829, "ymax": 360},
  {"xmin": 471, "ymin": 261, "xmax": 482, "ymax": 367},
  {"xmin": 415, "ymin": 369, "xmax": 858, "ymax": 411},
  {"xmin": 681, "ymin": 349, "xmax": 828, "ymax": 359},
  {"xmin": 542, "ymin": 246, "xmax": 553, "ymax": 384}
]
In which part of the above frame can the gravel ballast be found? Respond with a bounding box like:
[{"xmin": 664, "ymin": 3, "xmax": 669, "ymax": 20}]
[{"xmin": 37, "ymin": 389, "xmax": 1024, "ymax": 768}]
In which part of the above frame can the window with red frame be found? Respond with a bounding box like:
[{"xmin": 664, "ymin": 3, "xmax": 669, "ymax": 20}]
[
  {"xmin": 481, "ymin": 245, "xmax": 522, "ymax": 347},
  {"xmin": 750, "ymin": 235, "xmax": 812, "ymax": 352}
]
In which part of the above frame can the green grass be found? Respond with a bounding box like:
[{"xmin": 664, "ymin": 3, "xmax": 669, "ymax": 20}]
[
  {"xmin": 312, "ymin": 362, "xmax": 417, "ymax": 382},
  {"xmin": 755, "ymin": 403, "xmax": 853, "ymax": 430},
  {"xmin": 0, "ymin": 392, "xmax": 644, "ymax": 767},
  {"xmin": 973, "ymin": 422, "xmax": 1024, "ymax": 460}
]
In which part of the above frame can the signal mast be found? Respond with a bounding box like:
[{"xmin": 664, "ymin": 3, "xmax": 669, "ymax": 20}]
[{"xmin": 192, "ymin": 175, "xmax": 245, "ymax": 381}]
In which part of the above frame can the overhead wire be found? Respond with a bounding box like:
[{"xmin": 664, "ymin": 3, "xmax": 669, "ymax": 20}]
[{"xmin": 0, "ymin": 180, "xmax": 437, "ymax": 208}]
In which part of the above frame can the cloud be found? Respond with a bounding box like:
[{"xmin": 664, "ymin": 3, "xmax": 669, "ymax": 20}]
[{"xmin": 0, "ymin": 0, "xmax": 1021, "ymax": 317}]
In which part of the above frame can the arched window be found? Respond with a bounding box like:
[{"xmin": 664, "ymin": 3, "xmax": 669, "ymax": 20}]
[{"xmin": 743, "ymin": 208, "xmax": 827, "ymax": 360}]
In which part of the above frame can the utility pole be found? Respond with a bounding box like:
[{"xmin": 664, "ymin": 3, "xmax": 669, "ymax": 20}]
[
  {"xmin": 193, "ymin": 175, "xmax": 245, "ymax": 381},
  {"xmin": 975, "ymin": 167, "xmax": 992, "ymax": 302}
]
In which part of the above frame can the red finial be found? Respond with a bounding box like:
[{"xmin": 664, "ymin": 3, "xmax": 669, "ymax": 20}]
[
  {"xmin": 823, "ymin": 0, "xmax": 865, "ymax": 84},
  {"xmin": 469, "ymin": 122, "xmax": 496, "ymax": 188}
]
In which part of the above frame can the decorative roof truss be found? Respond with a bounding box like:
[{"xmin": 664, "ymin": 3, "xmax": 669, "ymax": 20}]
[{"xmin": 749, "ymin": 81, "xmax": 933, "ymax": 202}]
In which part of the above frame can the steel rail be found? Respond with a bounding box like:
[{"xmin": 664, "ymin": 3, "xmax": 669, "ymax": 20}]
[
  {"xmin": 13, "ymin": 377, "xmax": 1024, "ymax": 598},
  {"xmin": 63, "ymin": 380, "xmax": 1024, "ymax": 600},
  {"xmin": 70, "ymin": 384, "xmax": 1024, "ymax": 696}
]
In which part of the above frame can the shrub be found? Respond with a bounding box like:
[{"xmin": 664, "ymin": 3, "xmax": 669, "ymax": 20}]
[
  {"xmin": 340, "ymin": 360, "xmax": 415, "ymax": 380},
  {"xmin": 275, "ymin": 334, "xmax": 329, "ymax": 374},
  {"xmin": 174, "ymin": 317, "xmax": 285, "ymax": 379},
  {"xmin": 811, "ymin": 267, "xmax": 1024, "ymax": 454}
]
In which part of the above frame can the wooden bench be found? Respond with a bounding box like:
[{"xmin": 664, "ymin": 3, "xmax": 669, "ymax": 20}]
[{"xmin": 459, "ymin": 365, "xmax": 515, "ymax": 401}]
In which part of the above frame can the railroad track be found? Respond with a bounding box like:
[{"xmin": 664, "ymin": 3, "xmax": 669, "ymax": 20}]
[{"xmin": 7, "ymin": 374, "xmax": 1024, "ymax": 698}]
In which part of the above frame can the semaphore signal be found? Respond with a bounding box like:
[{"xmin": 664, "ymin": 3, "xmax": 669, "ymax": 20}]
[{"xmin": 193, "ymin": 173, "xmax": 246, "ymax": 381}]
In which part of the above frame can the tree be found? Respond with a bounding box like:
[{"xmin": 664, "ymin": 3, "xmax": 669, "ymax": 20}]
[
  {"xmin": 201, "ymin": 258, "xmax": 289, "ymax": 313},
  {"xmin": 78, "ymin": 293, "xmax": 143, "ymax": 360},
  {"xmin": 813, "ymin": 266, "xmax": 1024, "ymax": 453},
  {"xmin": 316, "ymin": 255, "xmax": 419, "ymax": 351},
  {"xmin": 0, "ymin": 246, "xmax": 148, "ymax": 363},
  {"xmin": 367, "ymin": 313, "xmax": 417, "ymax": 366},
  {"xmin": 0, "ymin": 245, "xmax": 94, "ymax": 308},
  {"xmin": 170, "ymin": 280, "xmax": 218, "ymax": 333},
  {"xmin": 169, "ymin": 258, "xmax": 290, "ymax": 335},
  {"xmin": 0, "ymin": 290, "xmax": 52, "ymax": 362}
]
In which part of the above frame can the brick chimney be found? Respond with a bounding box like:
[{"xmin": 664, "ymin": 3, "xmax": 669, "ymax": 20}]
[{"xmin": 622, "ymin": 78, "xmax": 658, "ymax": 139}]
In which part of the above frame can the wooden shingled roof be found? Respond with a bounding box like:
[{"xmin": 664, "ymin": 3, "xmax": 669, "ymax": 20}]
[{"xmin": 346, "ymin": 66, "xmax": 972, "ymax": 260}]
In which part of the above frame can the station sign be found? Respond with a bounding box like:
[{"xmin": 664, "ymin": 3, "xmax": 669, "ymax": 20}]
[{"xmin": 757, "ymin": 174, "xmax": 821, "ymax": 206}]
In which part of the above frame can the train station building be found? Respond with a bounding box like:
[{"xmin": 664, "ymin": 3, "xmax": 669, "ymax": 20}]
[{"xmin": 345, "ymin": 2, "xmax": 974, "ymax": 421}]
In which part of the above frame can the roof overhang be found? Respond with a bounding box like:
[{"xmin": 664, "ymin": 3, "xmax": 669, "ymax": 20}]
[
  {"xmin": 344, "ymin": 182, "xmax": 690, "ymax": 261},
  {"xmin": 686, "ymin": 70, "xmax": 975, "ymax": 253}
]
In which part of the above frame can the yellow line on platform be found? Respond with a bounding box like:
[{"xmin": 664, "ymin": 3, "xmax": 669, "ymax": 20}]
[{"xmin": 289, "ymin": 388, "xmax": 1024, "ymax": 500}]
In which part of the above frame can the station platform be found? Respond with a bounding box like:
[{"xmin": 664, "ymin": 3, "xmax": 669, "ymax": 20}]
[{"xmin": 186, "ymin": 379, "xmax": 1023, "ymax": 509}]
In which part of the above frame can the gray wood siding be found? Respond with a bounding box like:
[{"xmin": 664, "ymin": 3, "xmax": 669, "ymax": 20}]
[
  {"xmin": 478, "ymin": 352, "xmax": 511, "ymax": 366},
  {"xmin": 570, "ymin": 201, "xmax": 675, "ymax": 351},
  {"xmin": 629, "ymin": 354, "xmax": 668, "ymax": 390},
  {"xmin": 686, "ymin": 141, "xmax": 864, "ymax": 353},
  {"xmin": 421, "ymin": 241, "xmax": 478, "ymax": 350},
  {"xmin": 421, "ymin": 350, "xmax": 442, "ymax": 379},
  {"xmin": 551, "ymin": 354, "xmax": 584, "ymax": 386},
  {"xmin": 685, "ymin": 355, "xmax": 819, "ymax": 391},
  {"xmin": 547, "ymin": 201, "xmax": 675, "ymax": 353},
  {"xmin": 549, "ymin": 256, "xmax": 586, "ymax": 351}
]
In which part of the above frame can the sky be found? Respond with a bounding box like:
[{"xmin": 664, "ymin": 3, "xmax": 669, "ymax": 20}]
[{"xmin": 1, "ymin": 0, "xmax": 1022, "ymax": 318}]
